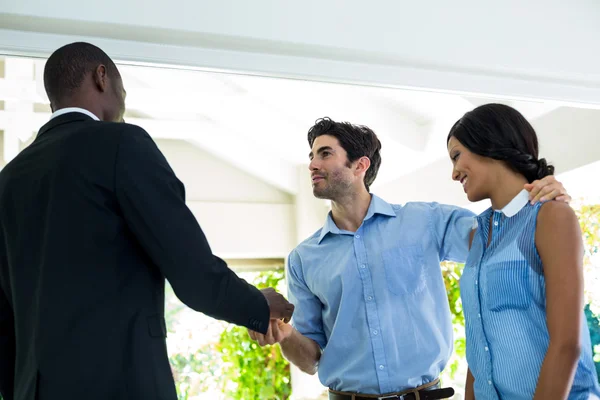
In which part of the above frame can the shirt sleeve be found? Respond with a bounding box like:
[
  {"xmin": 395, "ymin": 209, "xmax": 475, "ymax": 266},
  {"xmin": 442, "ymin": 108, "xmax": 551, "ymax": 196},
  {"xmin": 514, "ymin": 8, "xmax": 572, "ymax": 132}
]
[
  {"xmin": 286, "ymin": 249, "xmax": 327, "ymax": 349},
  {"xmin": 428, "ymin": 202, "xmax": 476, "ymax": 263}
]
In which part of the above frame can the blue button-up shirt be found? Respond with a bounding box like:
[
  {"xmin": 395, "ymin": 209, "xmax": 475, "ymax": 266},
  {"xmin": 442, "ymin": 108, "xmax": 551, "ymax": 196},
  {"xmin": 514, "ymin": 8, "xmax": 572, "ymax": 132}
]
[
  {"xmin": 287, "ymin": 195, "xmax": 475, "ymax": 394},
  {"xmin": 461, "ymin": 190, "xmax": 600, "ymax": 399}
]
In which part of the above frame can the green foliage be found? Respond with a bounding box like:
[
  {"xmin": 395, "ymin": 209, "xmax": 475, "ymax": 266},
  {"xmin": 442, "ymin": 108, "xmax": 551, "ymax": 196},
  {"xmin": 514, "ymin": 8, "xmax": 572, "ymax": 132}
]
[
  {"xmin": 585, "ymin": 305, "xmax": 600, "ymax": 379},
  {"xmin": 217, "ymin": 325, "xmax": 291, "ymax": 399},
  {"xmin": 441, "ymin": 260, "xmax": 466, "ymax": 379},
  {"xmin": 575, "ymin": 204, "xmax": 600, "ymax": 311},
  {"xmin": 576, "ymin": 204, "xmax": 600, "ymax": 258},
  {"xmin": 215, "ymin": 269, "xmax": 291, "ymax": 400},
  {"xmin": 576, "ymin": 204, "xmax": 600, "ymax": 380},
  {"xmin": 170, "ymin": 344, "xmax": 222, "ymax": 400},
  {"xmin": 168, "ymin": 269, "xmax": 291, "ymax": 400}
]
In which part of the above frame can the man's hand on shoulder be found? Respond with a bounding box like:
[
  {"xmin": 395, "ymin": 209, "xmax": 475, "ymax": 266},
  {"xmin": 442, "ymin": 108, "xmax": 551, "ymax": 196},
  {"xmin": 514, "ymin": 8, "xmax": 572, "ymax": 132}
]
[{"xmin": 525, "ymin": 175, "xmax": 571, "ymax": 204}]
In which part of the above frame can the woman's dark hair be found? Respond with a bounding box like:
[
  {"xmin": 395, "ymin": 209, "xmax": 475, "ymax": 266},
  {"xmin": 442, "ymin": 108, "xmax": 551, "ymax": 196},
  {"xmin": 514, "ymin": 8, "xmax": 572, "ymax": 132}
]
[
  {"xmin": 447, "ymin": 103, "xmax": 554, "ymax": 183},
  {"xmin": 308, "ymin": 117, "xmax": 382, "ymax": 191}
]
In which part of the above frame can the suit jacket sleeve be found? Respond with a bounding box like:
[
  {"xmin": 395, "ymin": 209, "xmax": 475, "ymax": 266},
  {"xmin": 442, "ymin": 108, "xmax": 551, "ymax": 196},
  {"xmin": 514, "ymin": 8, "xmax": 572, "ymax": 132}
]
[
  {"xmin": 114, "ymin": 125, "xmax": 270, "ymax": 334},
  {"xmin": 0, "ymin": 282, "xmax": 15, "ymax": 400}
]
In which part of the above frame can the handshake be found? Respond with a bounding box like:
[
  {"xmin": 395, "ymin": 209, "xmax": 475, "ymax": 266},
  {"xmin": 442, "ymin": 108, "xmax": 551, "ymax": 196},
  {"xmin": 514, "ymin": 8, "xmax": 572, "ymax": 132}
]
[{"xmin": 254, "ymin": 288, "xmax": 296, "ymax": 346}]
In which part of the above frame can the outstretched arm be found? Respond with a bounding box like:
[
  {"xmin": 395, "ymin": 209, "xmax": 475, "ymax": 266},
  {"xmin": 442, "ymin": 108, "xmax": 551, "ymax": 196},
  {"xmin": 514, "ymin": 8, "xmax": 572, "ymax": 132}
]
[{"xmin": 114, "ymin": 126, "xmax": 294, "ymax": 333}]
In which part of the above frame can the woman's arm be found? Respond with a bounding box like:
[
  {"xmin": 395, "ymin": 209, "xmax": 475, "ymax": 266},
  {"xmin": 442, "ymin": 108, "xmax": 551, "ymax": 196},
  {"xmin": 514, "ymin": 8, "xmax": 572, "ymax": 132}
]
[
  {"xmin": 533, "ymin": 201, "xmax": 584, "ymax": 400},
  {"xmin": 465, "ymin": 367, "xmax": 475, "ymax": 400}
]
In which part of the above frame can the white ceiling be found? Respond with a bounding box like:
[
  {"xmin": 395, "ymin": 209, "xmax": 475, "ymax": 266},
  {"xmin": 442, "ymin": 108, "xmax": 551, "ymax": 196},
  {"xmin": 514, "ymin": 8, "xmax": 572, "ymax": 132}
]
[
  {"xmin": 116, "ymin": 63, "xmax": 565, "ymax": 193},
  {"xmin": 0, "ymin": 56, "xmax": 591, "ymax": 196}
]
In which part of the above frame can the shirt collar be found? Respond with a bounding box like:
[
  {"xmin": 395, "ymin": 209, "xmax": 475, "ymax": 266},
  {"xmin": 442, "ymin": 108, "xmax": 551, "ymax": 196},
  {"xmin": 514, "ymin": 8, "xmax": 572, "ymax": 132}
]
[
  {"xmin": 317, "ymin": 194, "xmax": 396, "ymax": 244},
  {"xmin": 499, "ymin": 189, "xmax": 530, "ymax": 218},
  {"xmin": 50, "ymin": 107, "xmax": 100, "ymax": 121},
  {"xmin": 476, "ymin": 188, "xmax": 530, "ymax": 226}
]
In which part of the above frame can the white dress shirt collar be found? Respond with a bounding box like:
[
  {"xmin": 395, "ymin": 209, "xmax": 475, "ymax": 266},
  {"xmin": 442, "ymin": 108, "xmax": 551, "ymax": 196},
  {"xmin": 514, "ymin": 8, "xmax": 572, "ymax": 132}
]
[
  {"xmin": 496, "ymin": 188, "xmax": 530, "ymax": 218},
  {"xmin": 50, "ymin": 107, "xmax": 100, "ymax": 121}
]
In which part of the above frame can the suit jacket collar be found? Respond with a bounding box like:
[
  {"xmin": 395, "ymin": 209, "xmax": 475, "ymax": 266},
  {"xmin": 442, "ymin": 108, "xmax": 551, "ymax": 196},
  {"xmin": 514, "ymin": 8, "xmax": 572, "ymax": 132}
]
[{"xmin": 37, "ymin": 112, "xmax": 96, "ymax": 138}]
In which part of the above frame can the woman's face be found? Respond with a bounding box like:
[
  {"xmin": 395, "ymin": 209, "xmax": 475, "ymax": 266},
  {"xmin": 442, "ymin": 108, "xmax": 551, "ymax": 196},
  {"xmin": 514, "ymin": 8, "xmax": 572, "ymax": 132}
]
[{"xmin": 447, "ymin": 136, "xmax": 496, "ymax": 203}]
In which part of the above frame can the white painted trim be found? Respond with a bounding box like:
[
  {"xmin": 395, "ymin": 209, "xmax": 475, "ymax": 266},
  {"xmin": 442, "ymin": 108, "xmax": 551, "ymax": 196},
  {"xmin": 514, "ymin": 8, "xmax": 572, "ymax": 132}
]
[{"xmin": 1, "ymin": 28, "xmax": 600, "ymax": 106}]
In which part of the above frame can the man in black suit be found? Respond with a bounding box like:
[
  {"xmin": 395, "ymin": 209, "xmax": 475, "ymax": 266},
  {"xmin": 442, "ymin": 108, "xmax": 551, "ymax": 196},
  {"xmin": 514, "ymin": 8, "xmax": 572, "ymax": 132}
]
[{"xmin": 0, "ymin": 42, "xmax": 294, "ymax": 400}]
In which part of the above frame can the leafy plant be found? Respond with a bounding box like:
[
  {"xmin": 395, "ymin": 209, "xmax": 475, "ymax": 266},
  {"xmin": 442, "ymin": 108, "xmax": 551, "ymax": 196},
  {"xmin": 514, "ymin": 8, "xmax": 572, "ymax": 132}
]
[
  {"xmin": 575, "ymin": 204, "xmax": 600, "ymax": 313},
  {"xmin": 441, "ymin": 260, "xmax": 466, "ymax": 379},
  {"xmin": 167, "ymin": 269, "xmax": 291, "ymax": 400},
  {"xmin": 585, "ymin": 304, "xmax": 600, "ymax": 379},
  {"xmin": 216, "ymin": 269, "xmax": 291, "ymax": 400},
  {"xmin": 575, "ymin": 203, "xmax": 600, "ymax": 381}
]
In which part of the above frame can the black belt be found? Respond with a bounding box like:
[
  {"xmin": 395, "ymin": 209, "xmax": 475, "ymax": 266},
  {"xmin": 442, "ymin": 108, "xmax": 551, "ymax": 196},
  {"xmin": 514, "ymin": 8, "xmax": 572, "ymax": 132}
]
[{"xmin": 328, "ymin": 381, "xmax": 454, "ymax": 400}]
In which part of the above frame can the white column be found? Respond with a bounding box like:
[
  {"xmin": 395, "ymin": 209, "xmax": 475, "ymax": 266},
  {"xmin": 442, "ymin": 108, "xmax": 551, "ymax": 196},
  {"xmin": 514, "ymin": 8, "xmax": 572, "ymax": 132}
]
[
  {"xmin": 290, "ymin": 164, "xmax": 329, "ymax": 400},
  {"xmin": 3, "ymin": 57, "xmax": 35, "ymax": 164}
]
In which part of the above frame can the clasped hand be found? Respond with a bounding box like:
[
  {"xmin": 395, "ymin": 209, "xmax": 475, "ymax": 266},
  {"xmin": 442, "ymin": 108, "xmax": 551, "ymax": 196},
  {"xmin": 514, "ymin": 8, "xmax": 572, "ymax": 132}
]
[{"xmin": 248, "ymin": 318, "xmax": 294, "ymax": 346}]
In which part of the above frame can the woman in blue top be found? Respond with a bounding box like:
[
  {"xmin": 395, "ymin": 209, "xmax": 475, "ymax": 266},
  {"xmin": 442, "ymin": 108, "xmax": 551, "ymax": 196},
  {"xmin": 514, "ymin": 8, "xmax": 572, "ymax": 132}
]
[{"xmin": 447, "ymin": 103, "xmax": 600, "ymax": 400}]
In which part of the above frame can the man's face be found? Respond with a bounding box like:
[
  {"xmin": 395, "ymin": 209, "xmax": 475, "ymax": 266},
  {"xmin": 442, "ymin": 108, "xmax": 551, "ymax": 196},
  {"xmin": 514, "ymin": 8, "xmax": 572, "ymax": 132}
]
[{"xmin": 308, "ymin": 135, "xmax": 355, "ymax": 200}]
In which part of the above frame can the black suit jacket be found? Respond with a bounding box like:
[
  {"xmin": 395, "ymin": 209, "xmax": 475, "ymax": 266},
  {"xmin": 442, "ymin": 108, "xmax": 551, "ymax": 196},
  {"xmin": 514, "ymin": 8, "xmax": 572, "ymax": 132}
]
[{"xmin": 0, "ymin": 112, "xmax": 270, "ymax": 400}]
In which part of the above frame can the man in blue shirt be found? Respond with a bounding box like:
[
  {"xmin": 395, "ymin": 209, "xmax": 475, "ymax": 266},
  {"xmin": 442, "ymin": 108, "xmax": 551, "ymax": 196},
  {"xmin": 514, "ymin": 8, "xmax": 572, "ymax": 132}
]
[{"xmin": 248, "ymin": 118, "xmax": 569, "ymax": 399}]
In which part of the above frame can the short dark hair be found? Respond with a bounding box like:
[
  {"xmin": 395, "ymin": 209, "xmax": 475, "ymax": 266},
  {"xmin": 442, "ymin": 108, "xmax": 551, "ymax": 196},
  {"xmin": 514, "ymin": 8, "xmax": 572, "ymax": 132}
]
[
  {"xmin": 447, "ymin": 103, "xmax": 554, "ymax": 183},
  {"xmin": 308, "ymin": 117, "xmax": 382, "ymax": 191},
  {"xmin": 43, "ymin": 42, "xmax": 119, "ymax": 105}
]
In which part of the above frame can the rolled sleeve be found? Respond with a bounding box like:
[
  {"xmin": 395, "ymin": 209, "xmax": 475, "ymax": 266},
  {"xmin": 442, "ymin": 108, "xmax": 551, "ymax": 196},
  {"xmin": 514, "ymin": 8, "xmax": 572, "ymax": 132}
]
[
  {"xmin": 286, "ymin": 250, "xmax": 327, "ymax": 349},
  {"xmin": 429, "ymin": 202, "xmax": 476, "ymax": 263}
]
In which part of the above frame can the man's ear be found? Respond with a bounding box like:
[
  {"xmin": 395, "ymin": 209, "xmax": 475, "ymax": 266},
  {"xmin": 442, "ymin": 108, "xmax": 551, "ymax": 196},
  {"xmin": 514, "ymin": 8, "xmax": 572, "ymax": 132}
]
[
  {"xmin": 355, "ymin": 156, "xmax": 371, "ymax": 176},
  {"xmin": 92, "ymin": 65, "xmax": 108, "ymax": 92}
]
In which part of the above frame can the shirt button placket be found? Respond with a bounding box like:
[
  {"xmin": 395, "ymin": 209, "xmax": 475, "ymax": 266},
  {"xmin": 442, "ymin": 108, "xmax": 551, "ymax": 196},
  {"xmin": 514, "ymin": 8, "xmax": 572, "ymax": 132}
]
[{"xmin": 354, "ymin": 228, "xmax": 388, "ymax": 391}]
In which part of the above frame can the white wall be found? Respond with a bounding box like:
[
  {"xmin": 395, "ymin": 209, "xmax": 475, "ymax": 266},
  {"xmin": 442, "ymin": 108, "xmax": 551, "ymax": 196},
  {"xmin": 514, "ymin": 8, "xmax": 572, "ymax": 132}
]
[
  {"xmin": 374, "ymin": 157, "xmax": 473, "ymax": 208},
  {"xmin": 156, "ymin": 139, "xmax": 292, "ymax": 204},
  {"xmin": 1, "ymin": 1, "xmax": 600, "ymax": 104},
  {"xmin": 153, "ymin": 139, "xmax": 295, "ymax": 258},
  {"xmin": 533, "ymin": 107, "xmax": 600, "ymax": 174},
  {"xmin": 0, "ymin": 131, "xmax": 4, "ymax": 167},
  {"xmin": 188, "ymin": 201, "xmax": 295, "ymax": 259},
  {"xmin": 374, "ymin": 105, "xmax": 600, "ymax": 212}
]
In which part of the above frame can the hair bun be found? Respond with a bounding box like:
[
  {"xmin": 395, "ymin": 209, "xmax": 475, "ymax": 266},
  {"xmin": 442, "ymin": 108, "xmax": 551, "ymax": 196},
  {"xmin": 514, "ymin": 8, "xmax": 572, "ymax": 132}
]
[{"xmin": 536, "ymin": 158, "xmax": 555, "ymax": 179}]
